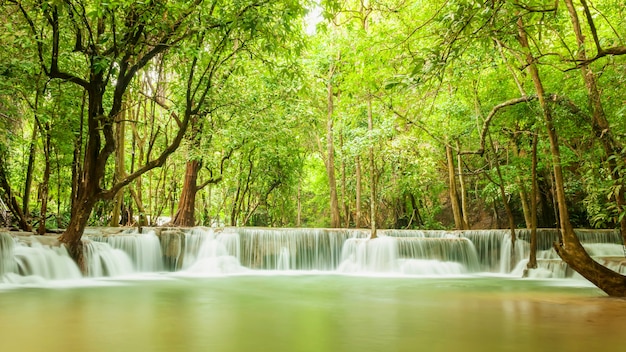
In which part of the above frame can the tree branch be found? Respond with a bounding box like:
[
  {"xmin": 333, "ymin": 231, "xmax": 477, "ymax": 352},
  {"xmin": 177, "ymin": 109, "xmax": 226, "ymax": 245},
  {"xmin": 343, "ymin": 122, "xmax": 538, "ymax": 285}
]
[{"xmin": 460, "ymin": 95, "xmax": 537, "ymax": 155}]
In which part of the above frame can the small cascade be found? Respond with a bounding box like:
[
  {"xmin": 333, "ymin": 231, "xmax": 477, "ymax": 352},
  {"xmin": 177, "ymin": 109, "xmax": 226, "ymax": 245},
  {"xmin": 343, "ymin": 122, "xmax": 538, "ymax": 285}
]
[
  {"xmin": 5, "ymin": 237, "xmax": 82, "ymax": 281},
  {"xmin": 397, "ymin": 236, "xmax": 481, "ymax": 271},
  {"xmin": 1, "ymin": 232, "xmax": 15, "ymax": 276},
  {"xmin": 182, "ymin": 228, "xmax": 245, "ymax": 274},
  {"xmin": 601, "ymin": 260, "xmax": 626, "ymax": 275},
  {"xmin": 582, "ymin": 243, "xmax": 625, "ymax": 257},
  {"xmin": 234, "ymin": 228, "xmax": 367, "ymax": 270},
  {"xmin": 181, "ymin": 228, "xmax": 217, "ymax": 268},
  {"xmin": 511, "ymin": 241, "xmax": 626, "ymax": 278},
  {"xmin": 499, "ymin": 235, "xmax": 529, "ymax": 274},
  {"xmin": 90, "ymin": 230, "xmax": 164, "ymax": 272},
  {"xmin": 337, "ymin": 237, "xmax": 398, "ymax": 273},
  {"xmin": 277, "ymin": 247, "xmax": 290, "ymax": 270},
  {"xmin": 337, "ymin": 235, "xmax": 479, "ymax": 275},
  {"xmin": 84, "ymin": 241, "xmax": 135, "ymax": 277},
  {"xmin": 461, "ymin": 230, "xmax": 509, "ymax": 271}
]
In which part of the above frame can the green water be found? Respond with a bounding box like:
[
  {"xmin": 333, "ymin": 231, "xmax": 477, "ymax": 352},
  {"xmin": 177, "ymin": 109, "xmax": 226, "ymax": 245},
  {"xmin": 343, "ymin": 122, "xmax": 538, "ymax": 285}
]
[{"xmin": 0, "ymin": 275, "xmax": 624, "ymax": 352}]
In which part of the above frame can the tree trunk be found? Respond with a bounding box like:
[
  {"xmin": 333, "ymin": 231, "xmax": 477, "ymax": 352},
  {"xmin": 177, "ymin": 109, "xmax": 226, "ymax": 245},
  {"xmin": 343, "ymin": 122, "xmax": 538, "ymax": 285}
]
[
  {"xmin": 59, "ymin": 86, "xmax": 108, "ymax": 268},
  {"xmin": 455, "ymin": 139, "xmax": 469, "ymax": 229},
  {"xmin": 129, "ymin": 186, "xmax": 147, "ymax": 226},
  {"xmin": 517, "ymin": 13, "xmax": 626, "ymax": 296},
  {"xmin": 340, "ymin": 131, "xmax": 350, "ymax": 228},
  {"xmin": 527, "ymin": 132, "xmax": 538, "ymax": 270},
  {"xmin": 409, "ymin": 193, "xmax": 423, "ymax": 227},
  {"xmin": 23, "ymin": 122, "xmax": 38, "ymax": 218},
  {"xmin": 297, "ymin": 180, "xmax": 302, "ymax": 227},
  {"xmin": 171, "ymin": 160, "xmax": 201, "ymax": 227},
  {"xmin": 511, "ymin": 135, "xmax": 532, "ymax": 228},
  {"xmin": 355, "ymin": 156, "xmax": 362, "ymax": 228},
  {"xmin": 0, "ymin": 153, "xmax": 31, "ymax": 231},
  {"xmin": 70, "ymin": 92, "xmax": 86, "ymax": 213},
  {"xmin": 367, "ymin": 96, "xmax": 377, "ymax": 238},
  {"xmin": 37, "ymin": 123, "xmax": 52, "ymax": 235},
  {"xmin": 326, "ymin": 59, "xmax": 341, "ymax": 228},
  {"xmin": 446, "ymin": 144, "xmax": 463, "ymax": 229},
  {"xmin": 110, "ymin": 112, "xmax": 126, "ymax": 227}
]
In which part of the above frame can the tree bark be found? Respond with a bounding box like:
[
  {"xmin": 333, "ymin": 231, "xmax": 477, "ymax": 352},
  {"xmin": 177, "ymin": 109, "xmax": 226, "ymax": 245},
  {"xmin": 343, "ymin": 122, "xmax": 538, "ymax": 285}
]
[
  {"xmin": 517, "ymin": 13, "xmax": 626, "ymax": 296},
  {"xmin": 511, "ymin": 133, "xmax": 532, "ymax": 228},
  {"xmin": 171, "ymin": 160, "xmax": 201, "ymax": 227},
  {"xmin": 527, "ymin": 133, "xmax": 538, "ymax": 270},
  {"xmin": 0, "ymin": 152, "xmax": 31, "ymax": 231},
  {"xmin": 110, "ymin": 108, "xmax": 126, "ymax": 227},
  {"xmin": 23, "ymin": 122, "xmax": 38, "ymax": 218},
  {"xmin": 367, "ymin": 96, "xmax": 377, "ymax": 238},
  {"xmin": 70, "ymin": 92, "xmax": 86, "ymax": 213},
  {"xmin": 37, "ymin": 122, "xmax": 51, "ymax": 235},
  {"xmin": 326, "ymin": 57, "xmax": 341, "ymax": 228},
  {"xmin": 340, "ymin": 130, "xmax": 350, "ymax": 227},
  {"xmin": 446, "ymin": 144, "xmax": 463, "ymax": 229},
  {"xmin": 355, "ymin": 156, "xmax": 362, "ymax": 228},
  {"xmin": 296, "ymin": 180, "xmax": 302, "ymax": 227},
  {"xmin": 456, "ymin": 139, "xmax": 469, "ymax": 229}
]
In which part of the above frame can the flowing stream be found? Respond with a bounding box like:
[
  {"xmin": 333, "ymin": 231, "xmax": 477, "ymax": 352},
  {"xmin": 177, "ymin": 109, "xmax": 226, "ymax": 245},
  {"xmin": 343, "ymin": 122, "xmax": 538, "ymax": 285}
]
[{"xmin": 1, "ymin": 227, "xmax": 625, "ymax": 351}]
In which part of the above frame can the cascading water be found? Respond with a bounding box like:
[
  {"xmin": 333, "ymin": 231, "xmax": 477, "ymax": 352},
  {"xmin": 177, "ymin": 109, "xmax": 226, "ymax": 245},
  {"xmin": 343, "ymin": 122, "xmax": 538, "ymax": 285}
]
[
  {"xmin": 84, "ymin": 240, "xmax": 135, "ymax": 277},
  {"xmin": 498, "ymin": 234, "xmax": 529, "ymax": 274},
  {"xmin": 1, "ymin": 235, "xmax": 82, "ymax": 283},
  {"xmin": 0, "ymin": 232, "xmax": 15, "ymax": 276},
  {"xmin": 337, "ymin": 234, "xmax": 481, "ymax": 275},
  {"xmin": 234, "ymin": 228, "xmax": 368, "ymax": 270},
  {"xmin": 2, "ymin": 227, "xmax": 625, "ymax": 283},
  {"xmin": 181, "ymin": 228, "xmax": 245, "ymax": 274},
  {"xmin": 338, "ymin": 236, "xmax": 399, "ymax": 273},
  {"xmin": 90, "ymin": 230, "xmax": 164, "ymax": 272}
]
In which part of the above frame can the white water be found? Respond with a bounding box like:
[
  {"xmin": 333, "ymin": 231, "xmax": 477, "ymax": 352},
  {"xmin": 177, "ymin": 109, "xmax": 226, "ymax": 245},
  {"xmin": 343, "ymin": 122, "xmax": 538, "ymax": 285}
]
[
  {"xmin": 90, "ymin": 230, "xmax": 164, "ymax": 272},
  {"xmin": 0, "ymin": 232, "xmax": 14, "ymax": 276},
  {"xmin": 84, "ymin": 241, "xmax": 135, "ymax": 277},
  {"xmin": 183, "ymin": 228, "xmax": 246, "ymax": 274},
  {"xmin": 0, "ymin": 235, "xmax": 82, "ymax": 282},
  {"xmin": 1, "ymin": 228, "xmax": 625, "ymax": 283}
]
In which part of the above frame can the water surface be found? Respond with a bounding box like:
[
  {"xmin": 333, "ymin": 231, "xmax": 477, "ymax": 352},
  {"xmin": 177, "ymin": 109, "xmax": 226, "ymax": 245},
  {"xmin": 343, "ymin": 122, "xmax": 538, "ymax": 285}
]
[{"xmin": 0, "ymin": 275, "xmax": 624, "ymax": 352}]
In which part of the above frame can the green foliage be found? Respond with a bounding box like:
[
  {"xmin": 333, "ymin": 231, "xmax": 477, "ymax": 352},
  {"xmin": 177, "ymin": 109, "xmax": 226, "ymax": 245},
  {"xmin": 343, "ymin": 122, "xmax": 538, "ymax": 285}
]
[{"xmin": 2, "ymin": 0, "xmax": 625, "ymax": 231}]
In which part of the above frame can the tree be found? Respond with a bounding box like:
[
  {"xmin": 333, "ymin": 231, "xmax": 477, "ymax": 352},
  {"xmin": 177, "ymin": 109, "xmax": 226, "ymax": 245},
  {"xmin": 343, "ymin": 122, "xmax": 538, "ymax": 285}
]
[{"xmin": 6, "ymin": 0, "xmax": 305, "ymax": 266}]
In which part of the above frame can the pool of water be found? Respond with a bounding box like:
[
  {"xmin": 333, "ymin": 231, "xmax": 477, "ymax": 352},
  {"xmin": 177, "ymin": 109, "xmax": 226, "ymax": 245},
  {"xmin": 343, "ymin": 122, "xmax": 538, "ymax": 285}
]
[{"xmin": 0, "ymin": 274, "xmax": 624, "ymax": 352}]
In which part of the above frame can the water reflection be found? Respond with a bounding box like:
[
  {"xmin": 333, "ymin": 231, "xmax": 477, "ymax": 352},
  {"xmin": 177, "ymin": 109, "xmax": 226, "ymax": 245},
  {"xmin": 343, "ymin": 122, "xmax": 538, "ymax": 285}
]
[{"xmin": 0, "ymin": 276, "xmax": 624, "ymax": 352}]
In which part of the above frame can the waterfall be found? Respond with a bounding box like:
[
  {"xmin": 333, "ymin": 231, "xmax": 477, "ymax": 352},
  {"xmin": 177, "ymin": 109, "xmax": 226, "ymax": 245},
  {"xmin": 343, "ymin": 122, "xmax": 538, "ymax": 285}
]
[
  {"xmin": 182, "ymin": 228, "xmax": 246, "ymax": 274},
  {"xmin": 337, "ymin": 236, "xmax": 399, "ymax": 273},
  {"xmin": 2, "ymin": 227, "xmax": 625, "ymax": 283},
  {"xmin": 84, "ymin": 241, "xmax": 135, "ymax": 277},
  {"xmin": 234, "ymin": 228, "xmax": 367, "ymax": 270},
  {"xmin": 90, "ymin": 230, "xmax": 164, "ymax": 272},
  {"xmin": 1, "ymin": 232, "xmax": 15, "ymax": 276},
  {"xmin": 461, "ymin": 230, "xmax": 509, "ymax": 271},
  {"xmin": 1, "ymin": 236, "xmax": 82, "ymax": 282},
  {"xmin": 277, "ymin": 247, "xmax": 290, "ymax": 270},
  {"xmin": 337, "ymin": 235, "xmax": 480, "ymax": 275},
  {"xmin": 498, "ymin": 235, "xmax": 529, "ymax": 274},
  {"xmin": 397, "ymin": 236, "xmax": 481, "ymax": 271}
]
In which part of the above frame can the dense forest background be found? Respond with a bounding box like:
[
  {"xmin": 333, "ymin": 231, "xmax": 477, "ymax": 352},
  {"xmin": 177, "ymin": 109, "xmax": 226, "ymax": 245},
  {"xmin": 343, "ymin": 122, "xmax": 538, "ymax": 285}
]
[{"xmin": 1, "ymin": 0, "xmax": 625, "ymax": 233}]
